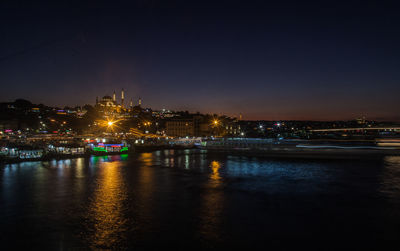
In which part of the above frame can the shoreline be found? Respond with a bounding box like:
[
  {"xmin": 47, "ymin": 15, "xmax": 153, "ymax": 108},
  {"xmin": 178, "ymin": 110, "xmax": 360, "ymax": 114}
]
[
  {"xmin": 2, "ymin": 146, "xmax": 400, "ymax": 164},
  {"xmin": 204, "ymin": 148, "xmax": 400, "ymax": 160},
  {"xmin": 0, "ymin": 145, "xmax": 195, "ymax": 164}
]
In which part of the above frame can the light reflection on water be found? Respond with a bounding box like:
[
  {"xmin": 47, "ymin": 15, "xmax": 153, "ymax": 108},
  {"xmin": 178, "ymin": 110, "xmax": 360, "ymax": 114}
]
[
  {"xmin": 380, "ymin": 156, "xmax": 400, "ymax": 201},
  {"xmin": 155, "ymin": 151, "xmax": 339, "ymax": 194},
  {"xmin": 199, "ymin": 160, "xmax": 224, "ymax": 245},
  {"xmin": 2, "ymin": 150, "xmax": 400, "ymax": 249},
  {"xmin": 83, "ymin": 159, "xmax": 129, "ymax": 249},
  {"xmin": 210, "ymin": 161, "xmax": 222, "ymax": 181}
]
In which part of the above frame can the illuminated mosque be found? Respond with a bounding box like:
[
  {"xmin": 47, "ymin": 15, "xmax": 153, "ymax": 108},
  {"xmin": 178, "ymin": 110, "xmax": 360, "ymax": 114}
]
[{"xmin": 95, "ymin": 89, "xmax": 142, "ymax": 113}]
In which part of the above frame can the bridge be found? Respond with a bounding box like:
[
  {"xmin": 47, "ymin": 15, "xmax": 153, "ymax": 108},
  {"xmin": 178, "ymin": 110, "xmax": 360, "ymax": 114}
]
[{"xmin": 309, "ymin": 127, "xmax": 400, "ymax": 132}]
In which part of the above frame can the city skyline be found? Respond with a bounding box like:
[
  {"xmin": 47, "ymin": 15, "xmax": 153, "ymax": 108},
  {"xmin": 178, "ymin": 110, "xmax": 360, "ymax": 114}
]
[
  {"xmin": 1, "ymin": 93, "xmax": 397, "ymax": 122},
  {"xmin": 3, "ymin": 2, "xmax": 400, "ymax": 250},
  {"xmin": 1, "ymin": 1, "xmax": 400, "ymax": 121}
]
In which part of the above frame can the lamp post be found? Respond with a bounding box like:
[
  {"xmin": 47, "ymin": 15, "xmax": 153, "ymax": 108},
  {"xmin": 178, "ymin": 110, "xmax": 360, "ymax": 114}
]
[{"xmin": 212, "ymin": 119, "xmax": 220, "ymax": 137}]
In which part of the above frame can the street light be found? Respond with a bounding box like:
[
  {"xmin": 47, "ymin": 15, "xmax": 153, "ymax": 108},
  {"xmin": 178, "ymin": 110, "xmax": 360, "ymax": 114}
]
[{"xmin": 108, "ymin": 121, "xmax": 114, "ymax": 126}]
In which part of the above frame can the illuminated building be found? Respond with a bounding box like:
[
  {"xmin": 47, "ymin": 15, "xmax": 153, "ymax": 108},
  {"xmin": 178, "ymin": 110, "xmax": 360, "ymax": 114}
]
[
  {"xmin": 97, "ymin": 95, "xmax": 117, "ymax": 107},
  {"xmin": 165, "ymin": 115, "xmax": 241, "ymax": 137},
  {"xmin": 166, "ymin": 119, "xmax": 195, "ymax": 137},
  {"xmin": 95, "ymin": 89, "xmax": 132, "ymax": 114},
  {"xmin": 166, "ymin": 116, "xmax": 210, "ymax": 137}
]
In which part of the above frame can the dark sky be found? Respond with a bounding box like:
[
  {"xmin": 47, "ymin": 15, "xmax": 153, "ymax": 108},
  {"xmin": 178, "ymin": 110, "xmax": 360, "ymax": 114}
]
[{"xmin": 1, "ymin": 0, "xmax": 399, "ymax": 121}]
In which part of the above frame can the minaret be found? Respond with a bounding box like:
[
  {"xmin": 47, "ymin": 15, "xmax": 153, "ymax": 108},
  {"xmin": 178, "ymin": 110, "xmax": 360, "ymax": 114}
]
[
  {"xmin": 121, "ymin": 88, "xmax": 125, "ymax": 108},
  {"xmin": 138, "ymin": 97, "xmax": 142, "ymax": 106},
  {"xmin": 96, "ymin": 96, "xmax": 98, "ymax": 105},
  {"xmin": 130, "ymin": 98, "xmax": 133, "ymax": 108},
  {"xmin": 113, "ymin": 91, "xmax": 116, "ymax": 103}
]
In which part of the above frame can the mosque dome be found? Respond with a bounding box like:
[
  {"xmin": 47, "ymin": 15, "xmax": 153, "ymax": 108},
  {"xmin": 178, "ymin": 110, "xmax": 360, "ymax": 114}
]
[{"xmin": 102, "ymin": 95, "xmax": 113, "ymax": 100}]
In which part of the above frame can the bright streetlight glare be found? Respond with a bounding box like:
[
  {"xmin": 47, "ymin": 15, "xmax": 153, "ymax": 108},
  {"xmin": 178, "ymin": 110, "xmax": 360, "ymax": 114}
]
[{"xmin": 108, "ymin": 121, "xmax": 114, "ymax": 126}]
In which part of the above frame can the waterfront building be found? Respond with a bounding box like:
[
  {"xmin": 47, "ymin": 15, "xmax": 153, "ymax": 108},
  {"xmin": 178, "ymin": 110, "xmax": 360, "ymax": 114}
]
[
  {"xmin": 166, "ymin": 119, "xmax": 195, "ymax": 137},
  {"xmin": 19, "ymin": 148, "xmax": 44, "ymax": 159},
  {"xmin": 1, "ymin": 145, "xmax": 46, "ymax": 159},
  {"xmin": 47, "ymin": 143, "xmax": 85, "ymax": 155},
  {"xmin": 165, "ymin": 115, "xmax": 241, "ymax": 138},
  {"xmin": 165, "ymin": 116, "xmax": 212, "ymax": 137}
]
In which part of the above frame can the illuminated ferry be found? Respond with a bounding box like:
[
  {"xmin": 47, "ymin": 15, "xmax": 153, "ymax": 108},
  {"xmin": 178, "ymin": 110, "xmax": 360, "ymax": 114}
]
[{"xmin": 92, "ymin": 142, "xmax": 129, "ymax": 154}]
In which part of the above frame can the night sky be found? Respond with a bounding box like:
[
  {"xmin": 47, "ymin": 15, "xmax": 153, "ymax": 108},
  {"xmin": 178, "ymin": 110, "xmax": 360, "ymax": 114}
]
[{"xmin": 1, "ymin": 1, "xmax": 399, "ymax": 121}]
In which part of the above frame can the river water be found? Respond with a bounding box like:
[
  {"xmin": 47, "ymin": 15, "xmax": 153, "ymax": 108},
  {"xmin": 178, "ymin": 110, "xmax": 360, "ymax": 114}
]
[{"xmin": 1, "ymin": 149, "xmax": 400, "ymax": 250}]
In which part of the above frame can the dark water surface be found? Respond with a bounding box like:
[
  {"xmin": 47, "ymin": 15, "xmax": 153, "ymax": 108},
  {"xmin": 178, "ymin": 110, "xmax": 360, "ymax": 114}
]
[{"xmin": 1, "ymin": 150, "xmax": 400, "ymax": 250}]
